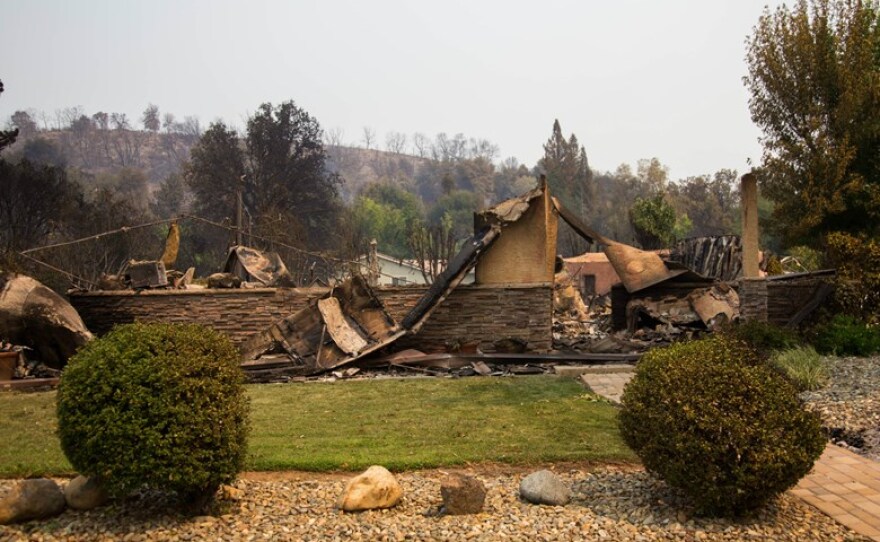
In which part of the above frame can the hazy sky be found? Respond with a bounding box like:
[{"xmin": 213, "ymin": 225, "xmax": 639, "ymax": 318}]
[{"xmin": 1, "ymin": 0, "xmax": 783, "ymax": 179}]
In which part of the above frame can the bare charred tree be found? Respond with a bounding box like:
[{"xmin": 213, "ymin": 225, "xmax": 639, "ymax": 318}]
[
  {"xmin": 406, "ymin": 217, "xmax": 456, "ymax": 284},
  {"xmin": 411, "ymin": 132, "xmax": 429, "ymax": 158},
  {"xmin": 64, "ymin": 115, "xmax": 97, "ymax": 168},
  {"xmin": 49, "ymin": 187, "xmax": 160, "ymax": 287},
  {"xmin": 385, "ymin": 131, "xmax": 407, "ymax": 154},
  {"xmin": 361, "ymin": 126, "xmax": 376, "ymax": 150},
  {"xmin": 92, "ymin": 112, "xmax": 112, "ymax": 166},
  {"xmin": 110, "ymin": 113, "xmax": 142, "ymax": 167}
]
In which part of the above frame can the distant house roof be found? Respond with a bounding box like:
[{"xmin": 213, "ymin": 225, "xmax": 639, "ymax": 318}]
[
  {"xmin": 564, "ymin": 252, "xmax": 610, "ymax": 264},
  {"xmin": 358, "ymin": 252, "xmax": 445, "ymax": 276}
]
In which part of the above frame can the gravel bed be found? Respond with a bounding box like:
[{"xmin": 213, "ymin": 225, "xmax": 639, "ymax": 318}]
[
  {"xmin": 801, "ymin": 355, "xmax": 880, "ymax": 460},
  {"xmin": 0, "ymin": 467, "xmax": 867, "ymax": 541}
]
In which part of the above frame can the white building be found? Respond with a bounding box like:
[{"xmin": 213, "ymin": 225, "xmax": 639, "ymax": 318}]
[{"xmin": 358, "ymin": 252, "xmax": 475, "ymax": 286}]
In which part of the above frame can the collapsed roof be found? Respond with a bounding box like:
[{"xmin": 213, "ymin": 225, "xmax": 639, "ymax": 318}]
[{"xmin": 550, "ymin": 196, "xmax": 710, "ymax": 293}]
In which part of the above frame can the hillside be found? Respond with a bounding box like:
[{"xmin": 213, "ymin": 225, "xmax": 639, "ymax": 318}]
[
  {"xmin": 6, "ymin": 127, "xmax": 437, "ymax": 203},
  {"xmin": 4, "ymin": 128, "xmax": 197, "ymax": 186}
]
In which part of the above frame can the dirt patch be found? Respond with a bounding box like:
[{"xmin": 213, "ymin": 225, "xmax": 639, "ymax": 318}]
[{"xmin": 240, "ymin": 460, "xmax": 643, "ymax": 482}]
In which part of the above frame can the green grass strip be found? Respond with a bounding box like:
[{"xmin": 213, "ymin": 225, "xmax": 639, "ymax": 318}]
[{"xmin": 0, "ymin": 376, "xmax": 635, "ymax": 477}]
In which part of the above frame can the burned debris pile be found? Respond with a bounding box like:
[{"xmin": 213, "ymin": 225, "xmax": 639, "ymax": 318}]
[
  {"xmin": 239, "ymin": 187, "xmax": 531, "ymax": 380},
  {"xmin": 241, "ymin": 275, "xmax": 405, "ymax": 378},
  {"xmin": 549, "ymin": 196, "xmax": 743, "ymax": 354},
  {"xmin": 0, "ymin": 273, "xmax": 93, "ymax": 388}
]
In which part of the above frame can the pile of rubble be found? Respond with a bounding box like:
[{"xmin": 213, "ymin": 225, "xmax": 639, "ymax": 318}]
[
  {"xmin": 0, "ymin": 274, "xmax": 93, "ymax": 386},
  {"xmin": 551, "ymin": 267, "xmax": 716, "ymax": 354}
]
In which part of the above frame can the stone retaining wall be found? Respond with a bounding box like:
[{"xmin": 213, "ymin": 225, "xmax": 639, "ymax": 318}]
[{"xmin": 69, "ymin": 283, "xmax": 553, "ymax": 353}]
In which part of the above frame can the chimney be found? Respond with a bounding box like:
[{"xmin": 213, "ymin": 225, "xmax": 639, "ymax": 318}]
[{"xmin": 741, "ymin": 173, "xmax": 760, "ymax": 278}]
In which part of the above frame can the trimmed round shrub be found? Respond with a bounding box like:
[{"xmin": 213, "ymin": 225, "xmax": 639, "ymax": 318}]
[
  {"xmin": 57, "ymin": 323, "xmax": 249, "ymax": 502},
  {"xmin": 619, "ymin": 336, "xmax": 825, "ymax": 516}
]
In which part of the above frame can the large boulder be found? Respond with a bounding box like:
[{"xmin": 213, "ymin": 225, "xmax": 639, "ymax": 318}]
[
  {"xmin": 440, "ymin": 473, "xmax": 486, "ymax": 515},
  {"xmin": 338, "ymin": 466, "xmax": 402, "ymax": 512},
  {"xmin": 64, "ymin": 475, "xmax": 108, "ymax": 510},
  {"xmin": 0, "ymin": 274, "xmax": 93, "ymax": 369},
  {"xmin": 0, "ymin": 478, "xmax": 66, "ymax": 524},
  {"xmin": 519, "ymin": 470, "xmax": 571, "ymax": 506}
]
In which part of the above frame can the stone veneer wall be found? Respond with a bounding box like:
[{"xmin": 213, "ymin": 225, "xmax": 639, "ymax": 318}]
[
  {"xmin": 739, "ymin": 276, "xmax": 831, "ymax": 325},
  {"xmin": 379, "ymin": 284, "xmax": 553, "ymax": 353},
  {"xmin": 69, "ymin": 283, "xmax": 553, "ymax": 353},
  {"xmin": 69, "ymin": 288, "xmax": 325, "ymax": 345}
]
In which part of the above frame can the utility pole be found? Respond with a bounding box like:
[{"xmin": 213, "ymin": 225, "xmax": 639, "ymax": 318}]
[{"xmin": 236, "ymin": 174, "xmax": 246, "ymax": 247}]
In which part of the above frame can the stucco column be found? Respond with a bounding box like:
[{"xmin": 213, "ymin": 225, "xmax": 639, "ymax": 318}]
[{"xmin": 741, "ymin": 173, "xmax": 760, "ymax": 278}]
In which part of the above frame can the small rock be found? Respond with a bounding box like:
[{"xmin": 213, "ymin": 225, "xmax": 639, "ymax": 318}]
[
  {"xmin": 440, "ymin": 474, "xmax": 486, "ymax": 515},
  {"xmin": 206, "ymin": 272, "xmax": 241, "ymax": 289},
  {"xmin": 218, "ymin": 484, "xmax": 245, "ymax": 501},
  {"xmin": 519, "ymin": 470, "xmax": 571, "ymax": 506},
  {"xmin": 338, "ymin": 466, "xmax": 402, "ymax": 512},
  {"xmin": 64, "ymin": 475, "xmax": 108, "ymax": 511},
  {"xmin": 0, "ymin": 478, "xmax": 66, "ymax": 524}
]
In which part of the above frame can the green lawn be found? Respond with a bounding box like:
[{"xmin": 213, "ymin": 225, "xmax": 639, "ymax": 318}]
[{"xmin": 0, "ymin": 376, "xmax": 635, "ymax": 477}]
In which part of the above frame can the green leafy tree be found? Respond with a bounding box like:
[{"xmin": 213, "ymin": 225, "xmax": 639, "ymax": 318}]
[
  {"xmin": 668, "ymin": 169, "xmax": 741, "ymax": 237},
  {"xmin": 745, "ymin": 0, "xmax": 880, "ymax": 245},
  {"xmin": 493, "ymin": 157, "xmax": 534, "ymax": 201},
  {"xmin": 629, "ymin": 193, "xmax": 691, "ymax": 249},
  {"xmin": 347, "ymin": 184, "xmax": 423, "ymax": 259},
  {"xmin": 428, "ymin": 190, "xmax": 480, "ymax": 241}
]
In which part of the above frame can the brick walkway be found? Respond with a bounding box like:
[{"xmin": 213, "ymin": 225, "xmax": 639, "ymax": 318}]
[
  {"xmin": 792, "ymin": 444, "xmax": 880, "ymax": 541},
  {"xmin": 574, "ymin": 368, "xmax": 880, "ymax": 541}
]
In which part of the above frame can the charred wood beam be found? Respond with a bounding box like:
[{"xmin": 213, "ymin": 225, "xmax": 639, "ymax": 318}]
[{"xmin": 401, "ymin": 226, "xmax": 501, "ymax": 331}]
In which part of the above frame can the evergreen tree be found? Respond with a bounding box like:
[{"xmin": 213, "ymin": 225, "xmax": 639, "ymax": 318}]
[
  {"xmin": 538, "ymin": 119, "xmax": 595, "ymax": 255},
  {"xmin": 184, "ymin": 121, "xmax": 245, "ymax": 223}
]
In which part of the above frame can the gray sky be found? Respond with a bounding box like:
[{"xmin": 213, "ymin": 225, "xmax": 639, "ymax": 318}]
[{"xmin": 1, "ymin": 0, "xmax": 781, "ymax": 179}]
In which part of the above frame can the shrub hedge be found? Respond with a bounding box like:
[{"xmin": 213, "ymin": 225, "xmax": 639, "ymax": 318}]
[{"xmin": 814, "ymin": 314, "xmax": 880, "ymax": 357}]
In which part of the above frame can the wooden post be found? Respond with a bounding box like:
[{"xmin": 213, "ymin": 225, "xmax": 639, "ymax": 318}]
[
  {"xmin": 741, "ymin": 173, "xmax": 760, "ymax": 278},
  {"xmin": 368, "ymin": 239, "xmax": 380, "ymax": 286}
]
